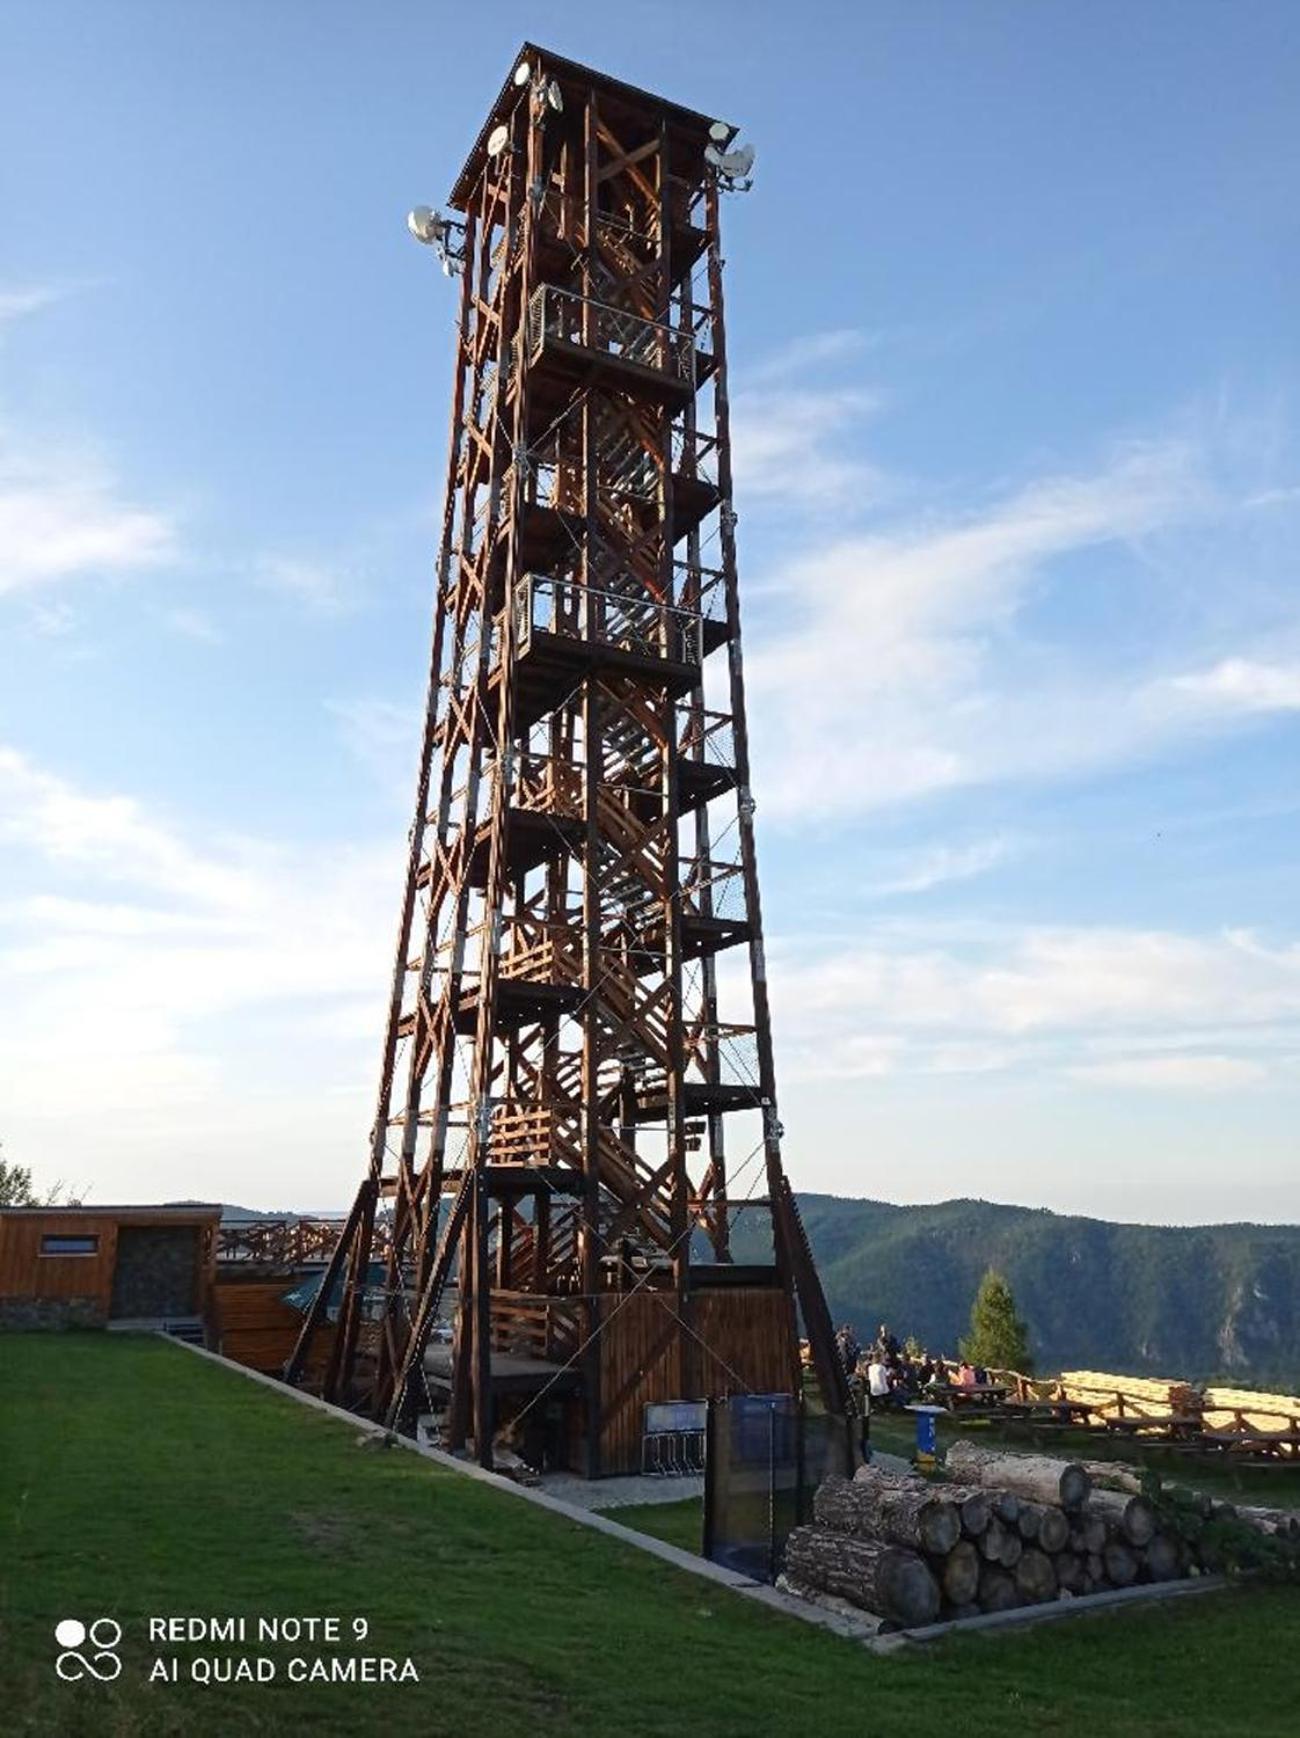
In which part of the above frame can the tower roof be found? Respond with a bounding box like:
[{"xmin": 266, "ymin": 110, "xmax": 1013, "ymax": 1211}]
[{"xmin": 449, "ymin": 42, "xmax": 723, "ymax": 212}]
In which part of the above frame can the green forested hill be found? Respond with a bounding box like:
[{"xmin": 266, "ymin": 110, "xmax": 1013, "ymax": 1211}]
[{"xmin": 737, "ymin": 1196, "xmax": 1300, "ymax": 1386}]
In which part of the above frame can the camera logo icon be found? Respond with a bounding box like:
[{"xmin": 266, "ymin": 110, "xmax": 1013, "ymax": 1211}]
[{"xmin": 55, "ymin": 1617, "xmax": 122, "ymax": 1682}]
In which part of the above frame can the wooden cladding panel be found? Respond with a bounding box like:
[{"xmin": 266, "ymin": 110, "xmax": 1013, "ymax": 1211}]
[
  {"xmin": 598, "ymin": 1291, "xmax": 684, "ymax": 1475},
  {"xmin": 596, "ymin": 1285, "xmax": 796, "ymax": 1474},
  {"xmin": 691, "ymin": 1287, "xmax": 798, "ymax": 1398},
  {"xmin": 0, "ymin": 1213, "xmax": 118, "ymax": 1307},
  {"xmin": 212, "ymin": 1279, "xmax": 333, "ymax": 1376}
]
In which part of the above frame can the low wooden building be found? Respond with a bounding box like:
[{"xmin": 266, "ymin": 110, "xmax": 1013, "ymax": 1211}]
[
  {"xmin": 0, "ymin": 1204, "xmax": 220, "ymax": 1333},
  {"xmin": 209, "ymin": 1217, "xmax": 341, "ymax": 1379}
]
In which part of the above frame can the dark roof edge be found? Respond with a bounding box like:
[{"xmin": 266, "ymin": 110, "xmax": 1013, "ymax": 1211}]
[
  {"xmin": 449, "ymin": 42, "xmax": 722, "ymax": 212},
  {"xmin": 0, "ymin": 1203, "xmax": 224, "ymax": 1217}
]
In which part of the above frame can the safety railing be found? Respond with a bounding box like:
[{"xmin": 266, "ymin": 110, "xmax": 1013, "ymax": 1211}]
[
  {"xmin": 671, "ymin": 426, "xmax": 721, "ymax": 491},
  {"xmin": 515, "ymin": 572, "xmax": 702, "ymax": 666},
  {"xmin": 504, "ymin": 430, "xmax": 585, "ymax": 520},
  {"xmin": 524, "ymin": 285, "xmax": 695, "ymax": 386},
  {"xmin": 216, "ymin": 1218, "xmax": 347, "ymax": 1268},
  {"xmin": 685, "ymin": 1021, "xmax": 760, "ymax": 1092},
  {"xmin": 489, "ymin": 1291, "xmax": 582, "ymax": 1363},
  {"xmin": 500, "ymin": 909, "xmax": 584, "ymax": 986},
  {"xmin": 677, "ymin": 706, "xmax": 735, "ymax": 771},
  {"xmin": 673, "ymin": 558, "xmax": 727, "ymax": 637},
  {"xmin": 678, "ymin": 856, "xmax": 748, "ymax": 924},
  {"xmin": 512, "ymin": 750, "xmax": 583, "ymax": 819}
]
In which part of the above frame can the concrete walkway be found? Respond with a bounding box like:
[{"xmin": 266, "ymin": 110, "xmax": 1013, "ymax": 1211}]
[{"xmin": 545, "ymin": 1471, "xmax": 703, "ymax": 1511}]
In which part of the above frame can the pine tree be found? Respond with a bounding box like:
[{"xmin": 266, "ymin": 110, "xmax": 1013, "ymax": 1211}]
[{"xmin": 960, "ymin": 1268, "xmax": 1033, "ymax": 1373}]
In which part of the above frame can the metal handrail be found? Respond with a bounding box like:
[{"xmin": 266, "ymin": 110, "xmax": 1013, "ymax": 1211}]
[
  {"xmin": 677, "ymin": 706, "xmax": 735, "ymax": 767},
  {"xmin": 515, "ymin": 572, "xmax": 702, "ymax": 665},
  {"xmin": 525, "ymin": 285, "xmax": 695, "ymax": 385}
]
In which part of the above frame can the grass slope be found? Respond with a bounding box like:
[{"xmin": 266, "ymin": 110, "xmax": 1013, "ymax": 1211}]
[{"xmin": 1, "ymin": 1334, "xmax": 1298, "ymax": 1737}]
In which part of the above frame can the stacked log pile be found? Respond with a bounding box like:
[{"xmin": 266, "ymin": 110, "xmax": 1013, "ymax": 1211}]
[{"xmin": 781, "ymin": 1445, "xmax": 1292, "ymax": 1627}]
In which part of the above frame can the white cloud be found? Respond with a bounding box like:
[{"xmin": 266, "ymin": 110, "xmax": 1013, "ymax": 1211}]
[
  {"xmin": 166, "ymin": 607, "xmax": 223, "ymax": 644},
  {"xmin": 27, "ymin": 599, "xmax": 78, "ymax": 636},
  {"xmin": 868, "ymin": 836, "xmax": 1013, "ymax": 897},
  {"xmin": 780, "ymin": 924, "xmax": 1300, "ymax": 1036},
  {"xmin": 0, "ymin": 288, "xmax": 176, "ymax": 598},
  {"xmin": 745, "ymin": 329, "xmax": 878, "ymax": 386},
  {"xmin": 0, "ymin": 743, "xmax": 402, "ymax": 1204},
  {"xmin": 0, "ymin": 747, "xmax": 256, "ymax": 910},
  {"xmin": 1068, "ymin": 1054, "xmax": 1267, "ymax": 1091},
  {"xmin": 0, "ymin": 285, "xmax": 66, "ymax": 326},
  {"xmin": 741, "ymin": 434, "xmax": 1290, "ymax": 820},
  {"xmin": 0, "ymin": 433, "xmax": 175, "ymax": 595},
  {"xmin": 731, "ymin": 384, "xmax": 883, "ymax": 511},
  {"xmin": 1156, "ymin": 657, "xmax": 1300, "ymax": 716},
  {"xmin": 769, "ymin": 922, "xmax": 1300, "ymax": 1089},
  {"xmin": 328, "ymin": 697, "xmax": 420, "ymax": 802},
  {"xmin": 257, "ymin": 554, "xmax": 354, "ymax": 613},
  {"xmin": 729, "ymin": 329, "xmax": 885, "ymax": 512}
]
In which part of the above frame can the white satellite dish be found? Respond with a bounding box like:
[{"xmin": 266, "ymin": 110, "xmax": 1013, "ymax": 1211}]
[
  {"xmin": 407, "ymin": 204, "xmax": 464, "ymax": 274},
  {"xmin": 705, "ymin": 141, "xmax": 755, "ymax": 183},
  {"xmin": 513, "ymin": 59, "xmax": 531, "ymax": 86},
  {"xmin": 406, "ymin": 205, "xmax": 443, "ymax": 245},
  {"xmin": 546, "ymin": 78, "xmax": 563, "ymax": 112},
  {"xmin": 709, "ymin": 120, "xmax": 732, "ymax": 143},
  {"xmin": 487, "ymin": 123, "xmax": 510, "ymax": 157}
]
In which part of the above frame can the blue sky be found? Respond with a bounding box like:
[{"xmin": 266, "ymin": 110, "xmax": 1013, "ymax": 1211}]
[{"xmin": 2, "ymin": 1, "xmax": 1298, "ymax": 1222}]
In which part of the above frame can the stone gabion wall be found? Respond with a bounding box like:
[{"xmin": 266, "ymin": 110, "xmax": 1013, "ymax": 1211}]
[
  {"xmin": 109, "ymin": 1227, "xmax": 198, "ymax": 1317},
  {"xmin": 0, "ymin": 1297, "xmax": 105, "ymax": 1331}
]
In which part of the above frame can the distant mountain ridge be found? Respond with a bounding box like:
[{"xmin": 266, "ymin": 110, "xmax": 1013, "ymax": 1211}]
[
  {"xmin": 753, "ymin": 1195, "xmax": 1300, "ymax": 1387},
  {"xmin": 209, "ymin": 1193, "xmax": 1300, "ymax": 1386}
]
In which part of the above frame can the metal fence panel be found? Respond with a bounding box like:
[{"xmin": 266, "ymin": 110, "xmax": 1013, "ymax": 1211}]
[{"xmin": 702, "ymin": 1394, "xmax": 854, "ymax": 1581}]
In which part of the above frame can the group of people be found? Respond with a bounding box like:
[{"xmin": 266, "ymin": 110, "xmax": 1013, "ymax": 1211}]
[{"xmin": 833, "ymin": 1321, "xmax": 990, "ymax": 1410}]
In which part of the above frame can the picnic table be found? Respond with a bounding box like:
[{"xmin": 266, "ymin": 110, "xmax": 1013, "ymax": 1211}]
[
  {"xmin": 1101, "ymin": 1411, "xmax": 1203, "ymax": 1440},
  {"xmin": 999, "ymin": 1397, "xmax": 1095, "ymax": 1426},
  {"xmin": 1194, "ymin": 1427, "xmax": 1300, "ymax": 1461},
  {"xmin": 932, "ymin": 1383, "xmax": 1008, "ymax": 1413}
]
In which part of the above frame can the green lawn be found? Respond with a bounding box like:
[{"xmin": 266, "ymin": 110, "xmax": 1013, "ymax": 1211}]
[
  {"xmin": 598, "ymin": 1496, "xmax": 703, "ymax": 1555},
  {"xmin": 3, "ymin": 1334, "xmax": 1300, "ymax": 1737}
]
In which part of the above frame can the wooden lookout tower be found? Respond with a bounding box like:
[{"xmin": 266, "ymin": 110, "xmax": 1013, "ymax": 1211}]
[{"xmin": 287, "ymin": 44, "xmax": 848, "ymax": 1473}]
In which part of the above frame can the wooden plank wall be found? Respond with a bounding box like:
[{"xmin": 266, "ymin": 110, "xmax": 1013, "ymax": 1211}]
[
  {"xmin": 596, "ymin": 1286, "xmax": 796, "ymax": 1475},
  {"xmin": 211, "ymin": 1278, "xmax": 334, "ymax": 1377},
  {"xmin": 691, "ymin": 1288, "xmax": 798, "ymax": 1397},
  {"xmin": 598, "ymin": 1292, "xmax": 684, "ymax": 1475},
  {"xmin": 0, "ymin": 1213, "xmax": 119, "ymax": 1310}
]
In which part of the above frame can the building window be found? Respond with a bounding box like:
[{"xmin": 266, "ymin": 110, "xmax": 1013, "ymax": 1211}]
[{"xmin": 39, "ymin": 1235, "xmax": 99, "ymax": 1256}]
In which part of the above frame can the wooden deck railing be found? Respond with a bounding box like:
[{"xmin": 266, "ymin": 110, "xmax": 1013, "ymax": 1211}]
[{"xmin": 217, "ymin": 1217, "xmax": 392, "ymax": 1269}]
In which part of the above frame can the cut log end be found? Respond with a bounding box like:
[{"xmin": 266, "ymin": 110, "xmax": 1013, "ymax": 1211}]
[{"xmin": 937, "ymin": 1540, "xmax": 981, "ymax": 1606}]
